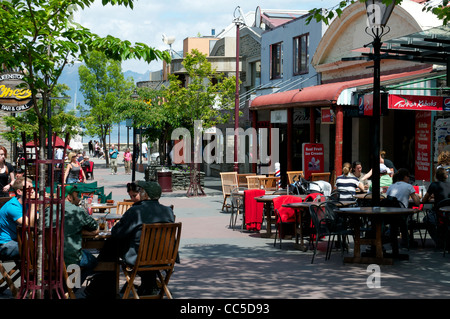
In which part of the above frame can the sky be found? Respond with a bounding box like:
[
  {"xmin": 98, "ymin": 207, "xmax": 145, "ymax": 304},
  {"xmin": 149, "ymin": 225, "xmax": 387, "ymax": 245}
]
[{"xmin": 75, "ymin": 0, "xmax": 342, "ymax": 74}]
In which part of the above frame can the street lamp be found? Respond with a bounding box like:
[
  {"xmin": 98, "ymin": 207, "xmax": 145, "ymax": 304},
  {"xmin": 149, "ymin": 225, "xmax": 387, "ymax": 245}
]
[
  {"xmin": 130, "ymin": 88, "xmax": 139, "ymax": 182},
  {"xmin": 365, "ymin": 0, "xmax": 395, "ymax": 206},
  {"xmin": 233, "ymin": 6, "xmax": 246, "ymax": 173}
]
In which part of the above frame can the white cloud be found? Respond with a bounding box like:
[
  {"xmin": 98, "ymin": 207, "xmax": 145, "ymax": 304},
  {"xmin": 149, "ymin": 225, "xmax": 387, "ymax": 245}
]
[{"xmin": 77, "ymin": 0, "xmax": 338, "ymax": 73}]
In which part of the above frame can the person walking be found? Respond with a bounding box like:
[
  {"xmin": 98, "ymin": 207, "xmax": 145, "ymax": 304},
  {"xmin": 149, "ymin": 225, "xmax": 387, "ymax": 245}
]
[
  {"xmin": 88, "ymin": 140, "xmax": 93, "ymax": 156},
  {"xmin": 123, "ymin": 148, "xmax": 132, "ymax": 175},
  {"xmin": 109, "ymin": 144, "xmax": 119, "ymax": 175},
  {"xmin": 64, "ymin": 152, "xmax": 86, "ymax": 184},
  {"xmin": 141, "ymin": 141, "xmax": 148, "ymax": 163}
]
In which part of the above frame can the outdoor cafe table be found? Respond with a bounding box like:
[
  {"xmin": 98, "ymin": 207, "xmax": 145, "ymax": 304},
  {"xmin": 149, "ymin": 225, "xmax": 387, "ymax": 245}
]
[
  {"xmin": 254, "ymin": 194, "xmax": 307, "ymax": 238},
  {"xmin": 282, "ymin": 200, "xmax": 357, "ymax": 251},
  {"xmin": 89, "ymin": 202, "xmax": 117, "ymax": 214},
  {"xmin": 335, "ymin": 206, "xmax": 418, "ymax": 265}
]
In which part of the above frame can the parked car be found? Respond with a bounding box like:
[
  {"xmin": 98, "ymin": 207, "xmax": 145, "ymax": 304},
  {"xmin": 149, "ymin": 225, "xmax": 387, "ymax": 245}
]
[{"xmin": 150, "ymin": 152, "xmax": 160, "ymax": 163}]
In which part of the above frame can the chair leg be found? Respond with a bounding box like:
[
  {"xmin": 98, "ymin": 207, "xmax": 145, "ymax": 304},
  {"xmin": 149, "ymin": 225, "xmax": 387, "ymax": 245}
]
[{"xmin": 0, "ymin": 263, "xmax": 18, "ymax": 298}]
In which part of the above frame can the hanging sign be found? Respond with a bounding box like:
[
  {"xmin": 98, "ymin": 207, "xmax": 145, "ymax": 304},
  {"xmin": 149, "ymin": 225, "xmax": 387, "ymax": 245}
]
[
  {"xmin": 302, "ymin": 143, "xmax": 324, "ymax": 180},
  {"xmin": 389, "ymin": 94, "xmax": 444, "ymax": 111},
  {"xmin": 0, "ymin": 72, "xmax": 33, "ymax": 112},
  {"xmin": 415, "ymin": 111, "xmax": 432, "ymax": 181},
  {"xmin": 321, "ymin": 108, "xmax": 335, "ymax": 124}
]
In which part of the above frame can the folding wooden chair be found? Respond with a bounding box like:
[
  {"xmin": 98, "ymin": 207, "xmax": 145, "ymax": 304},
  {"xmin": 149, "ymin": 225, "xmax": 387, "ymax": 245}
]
[
  {"xmin": 121, "ymin": 222, "xmax": 182, "ymax": 299},
  {"xmin": 0, "ymin": 259, "xmax": 20, "ymax": 298},
  {"xmin": 220, "ymin": 172, "xmax": 238, "ymax": 212},
  {"xmin": 116, "ymin": 201, "xmax": 133, "ymax": 215}
]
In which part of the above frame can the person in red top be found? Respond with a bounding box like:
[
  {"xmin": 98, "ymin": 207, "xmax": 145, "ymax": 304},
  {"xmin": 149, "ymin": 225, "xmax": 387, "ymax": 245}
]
[{"xmin": 123, "ymin": 148, "xmax": 132, "ymax": 175}]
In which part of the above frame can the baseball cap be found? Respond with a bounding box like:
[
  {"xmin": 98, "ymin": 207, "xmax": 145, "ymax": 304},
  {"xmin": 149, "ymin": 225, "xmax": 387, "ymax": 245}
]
[
  {"xmin": 380, "ymin": 163, "xmax": 389, "ymax": 174},
  {"xmin": 137, "ymin": 181, "xmax": 162, "ymax": 199},
  {"xmin": 65, "ymin": 185, "xmax": 78, "ymax": 195}
]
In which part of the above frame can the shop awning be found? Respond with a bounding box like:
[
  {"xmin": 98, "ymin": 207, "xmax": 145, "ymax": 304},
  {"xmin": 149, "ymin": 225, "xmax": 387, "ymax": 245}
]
[{"xmin": 250, "ymin": 67, "xmax": 434, "ymax": 110}]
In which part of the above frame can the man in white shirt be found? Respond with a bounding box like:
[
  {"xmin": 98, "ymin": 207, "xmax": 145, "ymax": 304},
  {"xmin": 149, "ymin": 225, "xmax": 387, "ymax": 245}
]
[{"xmin": 141, "ymin": 142, "xmax": 148, "ymax": 162}]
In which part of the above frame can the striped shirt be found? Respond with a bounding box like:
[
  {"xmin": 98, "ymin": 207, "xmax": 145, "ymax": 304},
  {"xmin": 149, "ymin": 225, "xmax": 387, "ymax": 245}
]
[{"xmin": 335, "ymin": 175, "xmax": 360, "ymax": 199}]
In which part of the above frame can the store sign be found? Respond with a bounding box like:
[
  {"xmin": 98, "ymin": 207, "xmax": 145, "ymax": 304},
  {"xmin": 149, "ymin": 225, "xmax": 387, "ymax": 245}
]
[
  {"xmin": 0, "ymin": 72, "xmax": 33, "ymax": 112},
  {"xmin": 415, "ymin": 111, "xmax": 432, "ymax": 181},
  {"xmin": 302, "ymin": 143, "xmax": 324, "ymax": 180},
  {"xmin": 389, "ymin": 94, "xmax": 444, "ymax": 111},
  {"xmin": 321, "ymin": 108, "xmax": 334, "ymax": 124},
  {"xmin": 271, "ymin": 110, "xmax": 287, "ymax": 124},
  {"xmin": 362, "ymin": 93, "xmax": 388, "ymax": 116}
]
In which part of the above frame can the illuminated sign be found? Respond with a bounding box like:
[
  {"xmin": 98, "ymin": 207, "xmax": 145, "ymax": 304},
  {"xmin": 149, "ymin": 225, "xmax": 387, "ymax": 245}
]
[{"xmin": 0, "ymin": 72, "xmax": 33, "ymax": 112}]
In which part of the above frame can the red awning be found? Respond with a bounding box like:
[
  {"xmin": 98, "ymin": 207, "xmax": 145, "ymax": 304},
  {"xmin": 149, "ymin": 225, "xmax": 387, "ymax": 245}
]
[
  {"xmin": 26, "ymin": 136, "xmax": 72, "ymax": 149},
  {"xmin": 250, "ymin": 67, "xmax": 434, "ymax": 110}
]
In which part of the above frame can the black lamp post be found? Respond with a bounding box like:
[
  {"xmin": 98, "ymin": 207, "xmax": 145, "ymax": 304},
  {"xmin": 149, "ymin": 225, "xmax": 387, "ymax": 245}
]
[
  {"xmin": 233, "ymin": 6, "xmax": 245, "ymax": 173},
  {"xmin": 130, "ymin": 89, "xmax": 139, "ymax": 182},
  {"xmin": 365, "ymin": 0, "xmax": 395, "ymax": 207}
]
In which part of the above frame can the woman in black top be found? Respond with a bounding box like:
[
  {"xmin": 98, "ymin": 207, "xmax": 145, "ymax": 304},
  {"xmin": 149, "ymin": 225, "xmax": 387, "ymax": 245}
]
[{"xmin": 0, "ymin": 146, "xmax": 15, "ymax": 197}]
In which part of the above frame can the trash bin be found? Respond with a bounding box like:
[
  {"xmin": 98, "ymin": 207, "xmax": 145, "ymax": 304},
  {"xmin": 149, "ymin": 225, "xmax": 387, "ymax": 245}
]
[{"xmin": 157, "ymin": 171, "xmax": 172, "ymax": 192}]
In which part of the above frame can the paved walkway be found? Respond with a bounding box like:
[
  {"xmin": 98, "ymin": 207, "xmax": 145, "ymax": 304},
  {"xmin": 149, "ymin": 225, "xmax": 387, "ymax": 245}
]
[{"xmin": 2, "ymin": 155, "xmax": 450, "ymax": 299}]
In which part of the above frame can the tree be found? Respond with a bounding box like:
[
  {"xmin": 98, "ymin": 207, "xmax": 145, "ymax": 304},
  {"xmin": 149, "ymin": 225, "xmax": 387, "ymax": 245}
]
[
  {"xmin": 307, "ymin": 0, "xmax": 449, "ymax": 25},
  {"xmin": 0, "ymin": 0, "xmax": 170, "ymax": 298},
  {"xmin": 78, "ymin": 50, "xmax": 134, "ymax": 165}
]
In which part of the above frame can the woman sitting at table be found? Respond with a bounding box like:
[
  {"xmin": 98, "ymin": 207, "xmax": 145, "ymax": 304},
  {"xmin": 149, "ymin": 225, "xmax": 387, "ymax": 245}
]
[
  {"xmin": 335, "ymin": 162, "xmax": 365, "ymax": 200},
  {"xmin": 422, "ymin": 167, "xmax": 450, "ymax": 247},
  {"xmin": 126, "ymin": 181, "xmax": 141, "ymax": 203},
  {"xmin": 349, "ymin": 161, "xmax": 370, "ymax": 191}
]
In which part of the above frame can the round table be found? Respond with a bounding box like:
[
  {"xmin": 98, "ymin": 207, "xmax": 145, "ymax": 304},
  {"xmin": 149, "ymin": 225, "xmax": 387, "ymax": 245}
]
[{"xmin": 336, "ymin": 206, "xmax": 418, "ymax": 265}]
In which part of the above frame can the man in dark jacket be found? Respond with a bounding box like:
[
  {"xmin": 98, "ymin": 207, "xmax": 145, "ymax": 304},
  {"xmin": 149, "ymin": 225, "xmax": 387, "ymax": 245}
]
[{"xmin": 84, "ymin": 181, "xmax": 174, "ymax": 299}]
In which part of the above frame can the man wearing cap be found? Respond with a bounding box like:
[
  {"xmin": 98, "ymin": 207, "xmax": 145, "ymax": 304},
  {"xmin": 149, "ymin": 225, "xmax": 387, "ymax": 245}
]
[
  {"xmin": 84, "ymin": 181, "xmax": 174, "ymax": 298},
  {"xmin": 369, "ymin": 164, "xmax": 393, "ymax": 192},
  {"xmin": 0, "ymin": 176, "xmax": 36, "ymax": 261},
  {"xmin": 53, "ymin": 185, "xmax": 99, "ymax": 284}
]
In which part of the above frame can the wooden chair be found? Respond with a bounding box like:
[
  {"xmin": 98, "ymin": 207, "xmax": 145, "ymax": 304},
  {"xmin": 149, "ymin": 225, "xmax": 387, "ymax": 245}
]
[
  {"xmin": 0, "ymin": 259, "xmax": 20, "ymax": 298},
  {"xmin": 220, "ymin": 172, "xmax": 238, "ymax": 212},
  {"xmin": 246, "ymin": 175, "xmax": 261, "ymax": 189},
  {"xmin": 116, "ymin": 201, "xmax": 133, "ymax": 215},
  {"xmin": 287, "ymin": 171, "xmax": 303, "ymax": 185},
  {"xmin": 121, "ymin": 222, "xmax": 182, "ymax": 299},
  {"xmin": 17, "ymin": 226, "xmax": 75, "ymax": 299},
  {"xmin": 310, "ymin": 172, "xmax": 331, "ymax": 183},
  {"xmin": 237, "ymin": 173, "xmax": 256, "ymax": 187}
]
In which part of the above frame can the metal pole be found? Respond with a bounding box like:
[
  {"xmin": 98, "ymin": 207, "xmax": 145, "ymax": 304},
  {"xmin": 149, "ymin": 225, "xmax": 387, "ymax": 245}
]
[
  {"xmin": 234, "ymin": 21, "xmax": 240, "ymax": 173},
  {"xmin": 371, "ymin": 30, "xmax": 381, "ymax": 207},
  {"xmin": 132, "ymin": 126, "xmax": 137, "ymax": 182}
]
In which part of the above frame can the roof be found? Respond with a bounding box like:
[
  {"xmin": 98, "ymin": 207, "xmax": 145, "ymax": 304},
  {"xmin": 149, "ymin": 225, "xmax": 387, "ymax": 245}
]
[
  {"xmin": 260, "ymin": 9, "xmax": 309, "ymax": 29},
  {"xmin": 250, "ymin": 67, "xmax": 433, "ymax": 110}
]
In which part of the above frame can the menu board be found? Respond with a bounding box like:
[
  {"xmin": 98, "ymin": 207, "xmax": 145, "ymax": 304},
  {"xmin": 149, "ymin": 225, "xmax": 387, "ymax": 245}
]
[
  {"xmin": 302, "ymin": 143, "xmax": 324, "ymax": 180},
  {"xmin": 415, "ymin": 111, "xmax": 432, "ymax": 181}
]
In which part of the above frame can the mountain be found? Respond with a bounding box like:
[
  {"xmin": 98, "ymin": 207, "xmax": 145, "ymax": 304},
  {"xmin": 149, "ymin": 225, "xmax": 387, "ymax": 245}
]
[{"xmin": 57, "ymin": 63, "xmax": 150, "ymax": 111}]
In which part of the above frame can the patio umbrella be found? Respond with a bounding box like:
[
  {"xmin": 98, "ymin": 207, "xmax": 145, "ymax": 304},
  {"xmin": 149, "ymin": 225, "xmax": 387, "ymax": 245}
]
[{"xmin": 25, "ymin": 136, "xmax": 72, "ymax": 149}]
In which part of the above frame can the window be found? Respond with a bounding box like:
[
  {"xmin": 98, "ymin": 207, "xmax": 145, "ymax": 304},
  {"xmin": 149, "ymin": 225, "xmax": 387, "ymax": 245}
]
[
  {"xmin": 293, "ymin": 34, "xmax": 309, "ymax": 75},
  {"xmin": 270, "ymin": 42, "xmax": 283, "ymax": 80}
]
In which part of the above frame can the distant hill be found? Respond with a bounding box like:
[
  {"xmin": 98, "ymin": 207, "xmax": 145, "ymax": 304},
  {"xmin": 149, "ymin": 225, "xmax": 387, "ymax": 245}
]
[{"xmin": 58, "ymin": 63, "xmax": 150, "ymax": 111}]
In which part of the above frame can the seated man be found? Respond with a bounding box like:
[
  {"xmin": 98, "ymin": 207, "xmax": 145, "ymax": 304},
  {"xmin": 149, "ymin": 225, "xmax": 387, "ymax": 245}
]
[
  {"xmin": 84, "ymin": 181, "xmax": 175, "ymax": 299},
  {"xmin": 0, "ymin": 176, "xmax": 36, "ymax": 261},
  {"xmin": 60, "ymin": 185, "xmax": 99, "ymax": 283}
]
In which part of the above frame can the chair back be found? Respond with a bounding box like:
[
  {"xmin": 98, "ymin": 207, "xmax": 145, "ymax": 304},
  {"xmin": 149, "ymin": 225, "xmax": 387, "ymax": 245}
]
[
  {"xmin": 272, "ymin": 195, "xmax": 302, "ymax": 223},
  {"xmin": 230, "ymin": 187, "xmax": 245, "ymax": 211},
  {"xmin": 116, "ymin": 201, "xmax": 133, "ymax": 215},
  {"xmin": 380, "ymin": 195, "xmax": 405, "ymax": 208},
  {"xmin": 246, "ymin": 176, "xmax": 261, "ymax": 189},
  {"xmin": 134, "ymin": 223, "xmax": 182, "ymax": 270},
  {"xmin": 237, "ymin": 173, "xmax": 256, "ymax": 187},
  {"xmin": 310, "ymin": 172, "xmax": 330, "ymax": 182},
  {"xmin": 309, "ymin": 204, "xmax": 330, "ymax": 234},
  {"xmin": 287, "ymin": 171, "xmax": 303, "ymax": 185},
  {"xmin": 220, "ymin": 172, "xmax": 238, "ymax": 198}
]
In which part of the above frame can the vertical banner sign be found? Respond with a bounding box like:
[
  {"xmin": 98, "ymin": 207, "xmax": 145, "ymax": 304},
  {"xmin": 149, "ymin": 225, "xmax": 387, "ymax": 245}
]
[
  {"xmin": 302, "ymin": 143, "xmax": 324, "ymax": 180},
  {"xmin": 415, "ymin": 111, "xmax": 431, "ymax": 181}
]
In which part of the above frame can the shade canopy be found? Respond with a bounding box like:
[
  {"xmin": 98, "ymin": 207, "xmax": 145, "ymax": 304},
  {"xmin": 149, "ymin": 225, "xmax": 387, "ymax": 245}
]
[{"xmin": 25, "ymin": 136, "xmax": 72, "ymax": 149}]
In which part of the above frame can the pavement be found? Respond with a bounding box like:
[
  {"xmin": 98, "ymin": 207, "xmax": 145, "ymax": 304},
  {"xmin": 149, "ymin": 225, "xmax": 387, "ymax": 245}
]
[{"xmin": 2, "ymin": 155, "xmax": 450, "ymax": 301}]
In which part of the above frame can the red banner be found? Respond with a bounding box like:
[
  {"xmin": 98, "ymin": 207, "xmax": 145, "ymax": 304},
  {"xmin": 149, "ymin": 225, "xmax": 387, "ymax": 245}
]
[
  {"xmin": 302, "ymin": 143, "xmax": 324, "ymax": 180},
  {"xmin": 389, "ymin": 94, "xmax": 443, "ymax": 111},
  {"xmin": 415, "ymin": 111, "xmax": 432, "ymax": 181}
]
